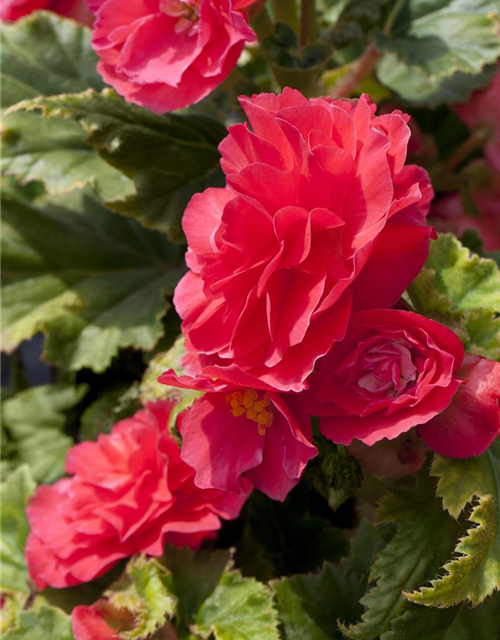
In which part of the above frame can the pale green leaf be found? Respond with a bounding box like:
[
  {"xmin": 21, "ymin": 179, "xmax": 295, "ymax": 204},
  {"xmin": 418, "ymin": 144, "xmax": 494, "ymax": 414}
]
[
  {"xmin": 450, "ymin": 309, "xmax": 500, "ymax": 361},
  {"xmin": 0, "ymin": 12, "xmax": 103, "ymax": 109},
  {"xmin": 1, "ymin": 111, "xmax": 133, "ymax": 201},
  {"xmin": 406, "ymin": 440, "xmax": 500, "ymax": 606},
  {"xmin": 140, "ymin": 336, "xmax": 188, "ymax": 405},
  {"xmin": 10, "ymin": 88, "xmax": 226, "ymax": 242},
  {"xmin": 374, "ymin": 0, "xmax": 500, "ymax": 106},
  {"xmin": 139, "ymin": 336, "xmax": 202, "ymax": 442},
  {"xmin": 431, "ymin": 441, "xmax": 500, "ymax": 520},
  {"xmin": 0, "ymin": 465, "xmax": 36, "ymax": 594},
  {"xmin": 2, "ymin": 603, "xmax": 74, "ymax": 640},
  {"xmin": 104, "ymin": 555, "xmax": 177, "ymax": 640},
  {"xmin": 1, "ymin": 188, "xmax": 185, "ymax": 372},
  {"xmin": 410, "ymin": 234, "xmax": 500, "ymax": 312},
  {"xmin": 408, "ymin": 235, "xmax": 500, "ymax": 357},
  {"xmin": 194, "ymin": 570, "xmax": 280, "ymax": 640},
  {"xmin": 1, "ymin": 383, "xmax": 88, "ymax": 482}
]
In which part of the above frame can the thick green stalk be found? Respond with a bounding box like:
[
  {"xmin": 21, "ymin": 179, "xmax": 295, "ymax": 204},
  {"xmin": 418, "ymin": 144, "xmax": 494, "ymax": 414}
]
[
  {"xmin": 249, "ymin": 4, "xmax": 274, "ymax": 43},
  {"xmin": 272, "ymin": 0, "xmax": 299, "ymax": 33},
  {"xmin": 300, "ymin": 0, "xmax": 317, "ymax": 46}
]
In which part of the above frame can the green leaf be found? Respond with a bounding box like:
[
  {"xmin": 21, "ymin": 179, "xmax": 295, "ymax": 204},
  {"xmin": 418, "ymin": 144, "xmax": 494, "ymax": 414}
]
[
  {"xmin": 273, "ymin": 566, "xmax": 359, "ymax": 640},
  {"xmin": 1, "ymin": 188, "xmax": 185, "ymax": 372},
  {"xmin": 448, "ymin": 309, "xmax": 500, "ymax": 361},
  {"xmin": 162, "ymin": 546, "xmax": 230, "ymax": 629},
  {"xmin": 406, "ymin": 440, "xmax": 500, "ymax": 606},
  {"xmin": 272, "ymin": 521, "xmax": 383, "ymax": 640},
  {"xmin": 102, "ymin": 555, "xmax": 177, "ymax": 640},
  {"xmin": 194, "ymin": 570, "xmax": 280, "ymax": 640},
  {"xmin": 2, "ymin": 383, "xmax": 88, "ymax": 482},
  {"xmin": 0, "ymin": 12, "xmax": 104, "ymax": 109},
  {"xmin": 408, "ymin": 234, "xmax": 500, "ymax": 358},
  {"xmin": 140, "ymin": 336, "xmax": 202, "ymax": 442},
  {"xmin": 381, "ymin": 595, "xmax": 500, "ymax": 640},
  {"xmin": 0, "ymin": 465, "xmax": 36, "ymax": 594},
  {"xmin": 432, "ymin": 441, "xmax": 500, "ymax": 520},
  {"xmin": 411, "ymin": 234, "xmax": 500, "ymax": 312},
  {"xmin": 373, "ymin": 0, "xmax": 500, "ymax": 106},
  {"xmin": 0, "ymin": 593, "xmax": 25, "ymax": 634},
  {"xmin": 79, "ymin": 384, "xmax": 140, "ymax": 441},
  {"xmin": 11, "ymin": 88, "xmax": 227, "ymax": 242},
  {"xmin": 2, "ymin": 603, "xmax": 74, "ymax": 640},
  {"xmin": 1, "ymin": 111, "xmax": 134, "ymax": 201},
  {"xmin": 140, "ymin": 336, "xmax": 188, "ymax": 405},
  {"xmin": 341, "ymin": 476, "xmax": 460, "ymax": 639}
]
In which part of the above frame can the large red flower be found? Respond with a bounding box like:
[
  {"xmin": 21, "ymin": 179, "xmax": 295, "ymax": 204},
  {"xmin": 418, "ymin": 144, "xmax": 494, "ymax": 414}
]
[
  {"xmin": 158, "ymin": 369, "xmax": 317, "ymax": 501},
  {"xmin": 25, "ymin": 400, "xmax": 247, "ymax": 589},
  {"xmin": 176, "ymin": 90, "xmax": 434, "ymax": 392},
  {"xmin": 305, "ymin": 310, "xmax": 465, "ymax": 447},
  {"xmin": 89, "ymin": 0, "xmax": 257, "ymax": 113},
  {"xmin": 1, "ymin": 0, "xmax": 93, "ymax": 23}
]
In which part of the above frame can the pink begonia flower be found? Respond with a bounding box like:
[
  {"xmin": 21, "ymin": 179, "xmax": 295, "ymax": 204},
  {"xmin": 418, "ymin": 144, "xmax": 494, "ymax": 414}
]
[
  {"xmin": 88, "ymin": 0, "xmax": 257, "ymax": 113},
  {"xmin": 175, "ymin": 89, "xmax": 434, "ymax": 392},
  {"xmin": 25, "ymin": 400, "xmax": 247, "ymax": 589},
  {"xmin": 158, "ymin": 369, "xmax": 317, "ymax": 501},
  {"xmin": 1, "ymin": 0, "xmax": 93, "ymax": 24},
  {"xmin": 455, "ymin": 64, "xmax": 500, "ymax": 174},
  {"xmin": 73, "ymin": 603, "xmax": 122, "ymax": 640},
  {"xmin": 419, "ymin": 354, "xmax": 500, "ymax": 458},
  {"xmin": 431, "ymin": 161, "xmax": 500, "ymax": 251},
  {"xmin": 304, "ymin": 309, "xmax": 465, "ymax": 447}
]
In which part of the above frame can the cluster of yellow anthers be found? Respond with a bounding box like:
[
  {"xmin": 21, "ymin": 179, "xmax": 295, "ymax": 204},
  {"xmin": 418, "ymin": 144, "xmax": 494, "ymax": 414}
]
[{"xmin": 225, "ymin": 389, "xmax": 274, "ymax": 436}]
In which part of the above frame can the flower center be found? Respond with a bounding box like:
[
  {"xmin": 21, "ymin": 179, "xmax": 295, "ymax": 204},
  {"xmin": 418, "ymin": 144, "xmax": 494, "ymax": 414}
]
[
  {"xmin": 160, "ymin": 0, "xmax": 199, "ymax": 32},
  {"xmin": 226, "ymin": 389, "xmax": 274, "ymax": 436},
  {"xmin": 356, "ymin": 339, "xmax": 418, "ymax": 397}
]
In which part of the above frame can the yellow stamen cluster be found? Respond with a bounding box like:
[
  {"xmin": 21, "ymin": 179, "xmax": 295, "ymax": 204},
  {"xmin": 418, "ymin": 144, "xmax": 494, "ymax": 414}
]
[{"xmin": 226, "ymin": 389, "xmax": 274, "ymax": 436}]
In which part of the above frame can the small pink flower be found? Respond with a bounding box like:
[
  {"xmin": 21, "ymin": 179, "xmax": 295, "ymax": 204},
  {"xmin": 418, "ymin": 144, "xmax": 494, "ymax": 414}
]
[
  {"xmin": 176, "ymin": 90, "xmax": 434, "ymax": 392},
  {"xmin": 158, "ymin": 370, "xmax": 317, "ymax": 501},
  {"xmin": 455, "ymin": 64, "xmax": 500, "ymax": 174},
  {"xmin": 25, "ymin": 400, "xmax": 247, "ymax": 589},
  {"xmin": 419, "ymin": 354, "xmax": 500, "ymax": 458},
  {"xmin": 73, "ymin": 602, "xmax": 122, "ymax": 640},
  {"xmin": 348, "ymin": 432, "xmax": 427, "ymax": 478},
  {"xmin": 88, "ymin": 0, "xmax": 257, "ymax": 113},
  {"xmin": 1, "ymin": 0, "xmax": 93, "ymax": 24},
  {"xmin": 304, "ymin": 309, "xmax": 465, "ymax": 447}
]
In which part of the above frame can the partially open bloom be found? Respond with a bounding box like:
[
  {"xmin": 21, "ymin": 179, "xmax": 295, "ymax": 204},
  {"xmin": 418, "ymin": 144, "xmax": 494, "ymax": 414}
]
[
  {"xmin": 348, "ymin": 432, "xmax": 427, "ymax": 478},
  {"xmin": 455, "ymin": 64, "xmax": 500, "ymax": 174},
  {"xmin": 419, "ymin": 354, "xmax": 500, "ymax": 458},
  {"xmin": 158, "ymin": 369, "xmax": 317, "ymax": 501},
  {"xmin": 1, "ymin": 0, "xmax": 93, "ymax": 23},
  {"xmin": 26, "ymin": 400, "xmax": 247, "ymax": 589},
  {"xmin": 73, "ymin": 602, "xmax": 123, "ymax": 640},
  {"xmin": 89, "ymin": 0, "xmax": 257, "ymax": 113},
  {"xmin": 176, "ymin": 90, "xmax": 434, "ymax": 392},
  {"xmin": 305, "ymin": 309, "xmax": 465, "ymax": 447}
]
